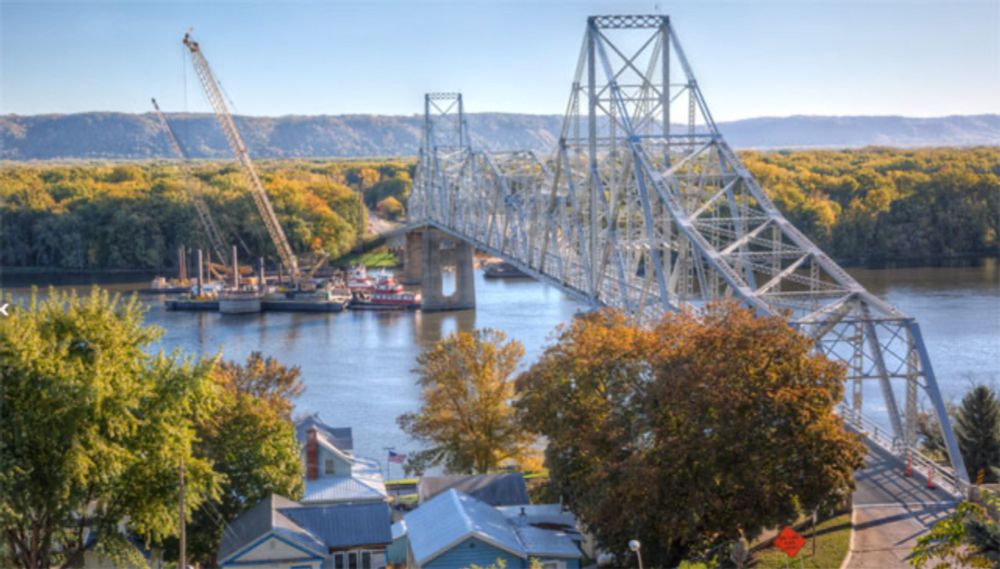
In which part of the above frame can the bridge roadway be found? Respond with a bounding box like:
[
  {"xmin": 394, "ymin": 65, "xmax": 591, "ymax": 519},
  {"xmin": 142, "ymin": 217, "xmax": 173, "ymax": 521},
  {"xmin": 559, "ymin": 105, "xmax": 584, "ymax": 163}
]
[{"xmin": 844, "ymin": 441, "xmax": 958, "ymax": 569}]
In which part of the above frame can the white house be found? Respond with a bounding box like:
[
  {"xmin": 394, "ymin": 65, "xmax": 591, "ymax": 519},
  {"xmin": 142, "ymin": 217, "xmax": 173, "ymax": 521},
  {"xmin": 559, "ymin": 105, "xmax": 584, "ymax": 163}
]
[{"xmin": 295, "ymin": 415, "xmax": 388, "ymax": 505}]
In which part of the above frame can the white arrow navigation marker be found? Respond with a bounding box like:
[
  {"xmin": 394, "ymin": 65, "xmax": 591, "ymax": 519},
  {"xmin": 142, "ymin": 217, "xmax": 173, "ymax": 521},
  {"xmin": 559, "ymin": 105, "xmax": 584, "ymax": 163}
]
[{"xmin": 0, "ymin": 303, "xmax": 9, "ymax": 317}]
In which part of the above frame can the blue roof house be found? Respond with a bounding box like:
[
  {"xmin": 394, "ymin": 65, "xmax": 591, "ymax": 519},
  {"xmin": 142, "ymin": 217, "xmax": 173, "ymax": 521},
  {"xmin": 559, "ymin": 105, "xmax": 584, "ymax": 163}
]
[
  {"xmin": 217, "ymin": 494, "xmax": 393, "ymax": 569},
  {"xmin": 395, "ymin": 489, "xmax": 582, "ymax": 569}
]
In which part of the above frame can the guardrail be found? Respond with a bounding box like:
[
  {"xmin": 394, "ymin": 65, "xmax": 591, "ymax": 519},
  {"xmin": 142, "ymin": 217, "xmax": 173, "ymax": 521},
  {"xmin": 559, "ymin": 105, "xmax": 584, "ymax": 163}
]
[{"xmin": 837, "ymin": 403, "xmax": 970, "ymax": 499}]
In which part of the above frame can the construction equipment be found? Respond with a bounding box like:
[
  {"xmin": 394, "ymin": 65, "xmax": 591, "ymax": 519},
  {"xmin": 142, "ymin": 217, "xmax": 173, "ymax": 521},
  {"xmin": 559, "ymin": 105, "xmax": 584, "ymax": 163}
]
[
  {"xmin": 182, "ymin": 31, "xmax": 303, "ymax": 285},
  {"xmin": 151, "ymin": 97, "xmax": 231, "ymax": 279},
  {"xmin": 305, "ymin": 253, "xmax": 330, "ymax": 281}
]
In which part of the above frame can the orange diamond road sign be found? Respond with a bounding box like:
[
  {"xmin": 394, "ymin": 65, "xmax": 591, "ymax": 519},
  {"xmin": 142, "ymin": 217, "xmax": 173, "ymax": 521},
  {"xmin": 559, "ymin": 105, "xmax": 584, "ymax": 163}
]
[{"xmin": 774, "ymin": 526, "xmax": 806, "ymax": 558}]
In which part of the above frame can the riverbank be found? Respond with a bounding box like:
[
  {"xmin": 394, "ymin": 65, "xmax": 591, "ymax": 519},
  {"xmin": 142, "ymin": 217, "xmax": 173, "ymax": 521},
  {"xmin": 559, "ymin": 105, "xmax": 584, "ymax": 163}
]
[{"xmin": 4, "ymin": 253, "xmax": 996, "ymax": 283}]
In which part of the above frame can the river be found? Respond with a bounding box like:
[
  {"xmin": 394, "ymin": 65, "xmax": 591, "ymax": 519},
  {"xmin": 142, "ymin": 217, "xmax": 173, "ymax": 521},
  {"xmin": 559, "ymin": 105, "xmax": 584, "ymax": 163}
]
[{"xmin": 4, "ymin": 259, "xmax": 998, "ymax": 470}]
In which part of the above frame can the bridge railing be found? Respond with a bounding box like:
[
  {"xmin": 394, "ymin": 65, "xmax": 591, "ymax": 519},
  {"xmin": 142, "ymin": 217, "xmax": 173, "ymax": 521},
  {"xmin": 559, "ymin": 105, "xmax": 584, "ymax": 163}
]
[{"xmin": 837, "ymin": 403, "xmax": 969, "ymax": 499}]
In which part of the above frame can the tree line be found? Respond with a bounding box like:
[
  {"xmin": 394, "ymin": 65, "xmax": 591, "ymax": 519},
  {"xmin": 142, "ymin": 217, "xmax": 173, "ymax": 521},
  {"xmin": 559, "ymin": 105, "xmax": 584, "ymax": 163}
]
[
  {"xmin": 2, "ymin": 148, "xmax": 996, "ymax": 271},
  {"xmin": 0, "ymin": 159, "xmax": 413, "ymax": 271},
  {"xmin": 743, "ymin": 146, "xmax": 999, "ymax": 263}
]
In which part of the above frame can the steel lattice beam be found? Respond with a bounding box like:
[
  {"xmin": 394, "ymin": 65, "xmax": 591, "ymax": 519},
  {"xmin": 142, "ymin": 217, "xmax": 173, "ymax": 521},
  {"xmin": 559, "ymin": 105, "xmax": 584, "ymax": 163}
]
[{"xmin": 409, "ymin": 16, "xmax": 971, "ymax": 493}]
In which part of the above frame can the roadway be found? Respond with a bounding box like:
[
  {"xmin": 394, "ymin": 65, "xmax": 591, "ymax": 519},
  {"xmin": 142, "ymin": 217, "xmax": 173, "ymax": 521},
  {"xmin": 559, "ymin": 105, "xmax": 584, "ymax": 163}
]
[{"xmin": 844, "ymin": 441, "xmax": 958, "ymax": 569}]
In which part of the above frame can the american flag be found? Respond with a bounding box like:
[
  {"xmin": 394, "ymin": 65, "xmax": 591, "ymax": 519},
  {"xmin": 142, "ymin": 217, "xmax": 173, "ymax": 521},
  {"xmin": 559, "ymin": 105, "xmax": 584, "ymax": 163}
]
[{"xmin": 388, "ymin": 450, "xmax": 407, "ymax": 464}]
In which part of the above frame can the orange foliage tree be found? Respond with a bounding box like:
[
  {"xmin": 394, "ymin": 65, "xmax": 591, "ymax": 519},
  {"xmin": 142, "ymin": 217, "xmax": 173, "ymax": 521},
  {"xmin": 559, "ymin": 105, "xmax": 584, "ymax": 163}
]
[{"xmin": 517, "ymin": 302, "xmax": 865, "ymax": 566}]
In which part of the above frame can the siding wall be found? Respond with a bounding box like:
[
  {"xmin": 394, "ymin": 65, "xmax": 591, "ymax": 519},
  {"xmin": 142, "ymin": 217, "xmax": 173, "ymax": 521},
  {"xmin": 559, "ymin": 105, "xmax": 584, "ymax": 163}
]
[
  {"xmin": 318, "ymin": 447, "xmax": 352, "ymax": 477},
  {"xmin": 422, "ymin": 537, "xmax": 523, "ymax": 569}
]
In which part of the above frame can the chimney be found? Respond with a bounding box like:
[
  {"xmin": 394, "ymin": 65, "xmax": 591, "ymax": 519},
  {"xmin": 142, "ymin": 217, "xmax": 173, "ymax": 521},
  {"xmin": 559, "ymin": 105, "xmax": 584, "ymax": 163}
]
[{"xmin": 306, "ymin": 427, "xmax": 319, "ymax": 480}]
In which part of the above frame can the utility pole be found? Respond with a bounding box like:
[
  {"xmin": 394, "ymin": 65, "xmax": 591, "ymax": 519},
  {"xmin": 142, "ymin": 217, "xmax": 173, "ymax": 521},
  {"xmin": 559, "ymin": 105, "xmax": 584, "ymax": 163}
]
[{"xmin": 179, "ymin": 458, "xmax": 186, "ymax": 569}]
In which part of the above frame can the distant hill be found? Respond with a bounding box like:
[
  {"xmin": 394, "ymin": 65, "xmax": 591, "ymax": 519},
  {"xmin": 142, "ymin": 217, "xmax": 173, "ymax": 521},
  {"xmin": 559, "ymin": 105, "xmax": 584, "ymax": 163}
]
[{"xmin": 1, "ymin": 112, "xmax": 997, "ymax": 160}]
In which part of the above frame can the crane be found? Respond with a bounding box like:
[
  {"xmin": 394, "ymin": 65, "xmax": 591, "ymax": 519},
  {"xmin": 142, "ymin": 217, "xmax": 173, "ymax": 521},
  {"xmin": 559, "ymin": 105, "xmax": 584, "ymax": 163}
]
[
  {"xmin": 151, "ymin": 97, "xmax": 232, "ymax": 277},
  {"xmin": 182, "ymin": 31, "xmax": 303, "ymax": 286}
]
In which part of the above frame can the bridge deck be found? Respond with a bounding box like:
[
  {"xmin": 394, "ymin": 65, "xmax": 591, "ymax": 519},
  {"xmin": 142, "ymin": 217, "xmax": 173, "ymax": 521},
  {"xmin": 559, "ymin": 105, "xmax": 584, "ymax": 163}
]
[{"xmin": 845, "ymin": 441, "xmax": 957, "ymax": 569}]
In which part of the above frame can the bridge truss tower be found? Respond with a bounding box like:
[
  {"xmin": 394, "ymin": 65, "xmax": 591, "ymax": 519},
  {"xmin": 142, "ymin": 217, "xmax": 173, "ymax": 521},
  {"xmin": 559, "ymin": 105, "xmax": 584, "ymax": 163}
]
[{"xmin": 410, "ymin": 15, "xmax": 969, "ymax": 488}]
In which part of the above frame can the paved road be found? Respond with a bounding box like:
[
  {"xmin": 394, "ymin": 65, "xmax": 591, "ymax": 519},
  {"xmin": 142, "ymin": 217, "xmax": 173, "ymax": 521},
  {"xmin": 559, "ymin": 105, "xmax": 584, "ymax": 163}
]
[{"xmin": 845, "ymin": 441, "xmax": 958, "ymax": 569}]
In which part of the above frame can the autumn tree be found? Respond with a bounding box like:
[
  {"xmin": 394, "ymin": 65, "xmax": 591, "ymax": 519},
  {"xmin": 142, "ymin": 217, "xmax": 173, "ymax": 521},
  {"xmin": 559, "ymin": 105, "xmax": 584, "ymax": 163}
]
[
  {"xmin": 0, "ymin": 289, "xmax": 220, "ymax": 569},
  {"xmin": 398, "ymin": 329, "xmax": 536, "ymax": 475},
  {"xmin": 185, "ymin": 352, "xmax": 305, "ymax": 566},
  {"xmin": 517, "ymin": 303, "xmax": 865, "ymax": 567},
  {"xmin": 376, "ymin": 196, "xmax": 405, "ymax": 221}
]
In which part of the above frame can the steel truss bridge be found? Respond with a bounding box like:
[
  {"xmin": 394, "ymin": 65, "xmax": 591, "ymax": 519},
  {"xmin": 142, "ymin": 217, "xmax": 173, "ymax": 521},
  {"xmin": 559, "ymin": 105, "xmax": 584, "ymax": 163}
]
[{"xmin": 409, "ymin": 14, "xmax": 971, "ymax": 494}]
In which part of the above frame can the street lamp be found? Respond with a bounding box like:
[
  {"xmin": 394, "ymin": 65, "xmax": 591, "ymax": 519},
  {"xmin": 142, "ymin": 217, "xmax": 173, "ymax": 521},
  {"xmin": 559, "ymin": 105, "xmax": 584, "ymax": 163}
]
[{"xmin": 629, "ymin": 539, "xmax": 643, "ymax": 569}]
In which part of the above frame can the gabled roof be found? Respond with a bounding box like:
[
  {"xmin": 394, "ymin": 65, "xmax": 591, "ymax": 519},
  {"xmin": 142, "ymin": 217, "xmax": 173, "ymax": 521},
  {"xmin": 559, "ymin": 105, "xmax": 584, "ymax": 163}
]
[
  {"xmin": 405, "ymin": 489, "xmax": 526, "ymax": 566},
  {"xmin": 281, "ymin": 502, "xmax": 392, "ymax": 549},
  {"xmin": 217, "ymin": 495, "xmax": 393, "ymax": 564},
  {"xmin": 418, "ymin": 472, "xmax": 530, "ymax": 507},
  {"xmin": 296, "ymin": 413, "xmax": 354, "ymax": 453},
  {"xmin": 303, "ymin": 475, "xmax": 387, "ymax": 503},
  {"xmin": 303, "ymin": 456, "xmax": 387, "ymax": 504},
  {"xmin": 217, "ymin": 495, "xmax": 325, "ymax": 563}
]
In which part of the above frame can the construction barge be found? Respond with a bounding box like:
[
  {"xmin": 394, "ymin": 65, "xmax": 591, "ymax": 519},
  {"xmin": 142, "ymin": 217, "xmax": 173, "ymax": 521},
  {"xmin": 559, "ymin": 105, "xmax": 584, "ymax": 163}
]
[
  {"xmin": 163, "ymin": 255, "xmax": 415, "ymax": 314},
  {"xmin": 166, "ymin": 297, "xmax": 347, "ymax": 313}
]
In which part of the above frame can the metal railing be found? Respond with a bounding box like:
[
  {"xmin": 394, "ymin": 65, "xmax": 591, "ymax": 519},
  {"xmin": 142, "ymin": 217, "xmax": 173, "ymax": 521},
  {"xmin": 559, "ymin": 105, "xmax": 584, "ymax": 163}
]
[{"xmin": 837, "ymin": 403, "xmax": 969, "ymax": 499}]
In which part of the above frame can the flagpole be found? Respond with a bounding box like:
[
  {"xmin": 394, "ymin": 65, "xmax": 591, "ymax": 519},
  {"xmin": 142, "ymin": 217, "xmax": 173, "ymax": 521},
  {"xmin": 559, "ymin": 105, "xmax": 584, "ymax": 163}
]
[{"xmin": 384, "ymin": 447, "xmax": 394, "ymax": 482}]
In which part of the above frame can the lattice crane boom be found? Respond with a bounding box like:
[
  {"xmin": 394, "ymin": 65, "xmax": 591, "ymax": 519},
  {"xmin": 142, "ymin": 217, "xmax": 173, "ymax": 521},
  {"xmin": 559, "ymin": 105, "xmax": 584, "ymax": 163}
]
[
  {"xmin": 151, "ymin": 97, "xmax": 231, "ymax": 268},
  {"xmin": 182, "ymin": 32, "xmax": 301, "ymax": 284}
]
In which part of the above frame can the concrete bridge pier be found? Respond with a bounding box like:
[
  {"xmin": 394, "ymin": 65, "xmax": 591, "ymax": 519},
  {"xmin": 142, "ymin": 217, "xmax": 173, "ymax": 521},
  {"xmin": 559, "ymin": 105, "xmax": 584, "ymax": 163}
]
[
  {"xmin": 401, "ymin": 231, "xmax": 424, "ymax": 285},
  {"xmin": 408, "ymin": 228, "xmax": 475, "ymax": 312}
]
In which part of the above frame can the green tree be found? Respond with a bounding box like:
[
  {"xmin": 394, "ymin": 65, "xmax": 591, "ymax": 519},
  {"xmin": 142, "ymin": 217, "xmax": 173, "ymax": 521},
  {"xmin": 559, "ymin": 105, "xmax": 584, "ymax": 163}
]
[
  {"xmin": 185, "ymin": 352, "xmax": 305, "ymax": 566},
  {"xmin": 0, "ymin": 288, "xmax": 220, "ymax": 569},
  {"xmin": 918, "ymin": 385, "xmax": 1000, "ymax": 483},
  {"xmin": 911, "ymin": 495, "xmax": 1000, "ymax": 569},
  {"xmin": 398, "ymin": 329, "xmax": 537, "ymax": 475},
  {"xmin": 955, "ymin": 385, "xmax": 1000, "ymax": 483},
  {"xmin": 517, "ymin": 303, "xmax": 865, "ymax": 567}
]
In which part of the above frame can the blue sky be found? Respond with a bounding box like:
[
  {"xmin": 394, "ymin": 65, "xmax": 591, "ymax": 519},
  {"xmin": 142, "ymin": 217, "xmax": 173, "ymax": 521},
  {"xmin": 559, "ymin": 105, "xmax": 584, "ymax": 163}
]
[{"xmin": 2, "ymin": 0, "xmax": 998, "ymax": 120}]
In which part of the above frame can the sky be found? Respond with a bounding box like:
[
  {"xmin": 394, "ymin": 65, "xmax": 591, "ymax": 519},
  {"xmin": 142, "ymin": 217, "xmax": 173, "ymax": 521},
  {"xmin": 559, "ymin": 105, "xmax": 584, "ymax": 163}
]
[{"xmin": 1, "ymin": 0, "xmax": 998, "ymax": 120}]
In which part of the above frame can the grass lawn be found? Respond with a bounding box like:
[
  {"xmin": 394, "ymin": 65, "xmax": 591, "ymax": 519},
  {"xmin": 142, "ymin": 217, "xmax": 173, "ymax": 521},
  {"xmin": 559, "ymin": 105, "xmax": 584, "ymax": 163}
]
[
  {"xmin": 751, "ymin": 512, "xmax": 852, "ymax": 569},
  {"xmin": 334, "ymin": 249, "xmax": 399, "ymax": 268}
]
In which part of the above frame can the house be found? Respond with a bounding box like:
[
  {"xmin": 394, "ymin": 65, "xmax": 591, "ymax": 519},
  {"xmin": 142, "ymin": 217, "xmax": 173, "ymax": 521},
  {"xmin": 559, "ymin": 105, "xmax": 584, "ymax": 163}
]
[
  {"xmin": 296, "ymin": 413, "xmax": 354, "ymax": 454},
  {"xmin": 393, "ymin": 489, "xmax": 582, "ymax": 569},
  {"xmin": 417, "ymin": 473, "xmax": 530, "ymax": 507},
  {"xmin": 296, "ymin": 415, "xmax": 388, "ymax": 505},
  {"xmin": 217, "ymin": 494, "xmax": 393, "ymax": 569}
]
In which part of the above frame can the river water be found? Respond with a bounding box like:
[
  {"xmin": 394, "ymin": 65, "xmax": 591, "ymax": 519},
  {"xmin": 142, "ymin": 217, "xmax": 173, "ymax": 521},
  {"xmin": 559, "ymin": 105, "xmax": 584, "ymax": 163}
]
[{"xmin": 4, "ymin": 259, "xmax": 998, "ymax": 470}]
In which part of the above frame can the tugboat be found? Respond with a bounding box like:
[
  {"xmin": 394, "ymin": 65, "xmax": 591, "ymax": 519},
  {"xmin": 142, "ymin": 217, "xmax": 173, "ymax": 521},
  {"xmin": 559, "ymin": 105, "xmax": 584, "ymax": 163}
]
[{"xmin": 350, "ymin": 272, "xmax": 420, "ymax": 310}]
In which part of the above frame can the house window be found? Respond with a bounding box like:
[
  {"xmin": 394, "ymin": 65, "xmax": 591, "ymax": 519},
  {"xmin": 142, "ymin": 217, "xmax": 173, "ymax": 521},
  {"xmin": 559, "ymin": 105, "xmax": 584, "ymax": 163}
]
[
  {"xmin": 333, "ymin": 553, "xmax": 344, "ymax": 569},
  {"xmin": 325, "ymin": 458, "xmax": 335, "ymax": 474},
  {"xmin": 348, "ymin": 551, "xmax": 359, "ymax": 569},
  {"xmin": 361, "ymin": 551, "xmax": 371, "ymax": 569}
]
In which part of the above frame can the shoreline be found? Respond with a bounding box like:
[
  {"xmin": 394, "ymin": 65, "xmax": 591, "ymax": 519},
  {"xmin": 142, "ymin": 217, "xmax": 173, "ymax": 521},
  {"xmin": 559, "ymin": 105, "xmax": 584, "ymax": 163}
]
[{"xmin": 2, "ymin": 253, "xmax": 996, "ymax": 281}]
